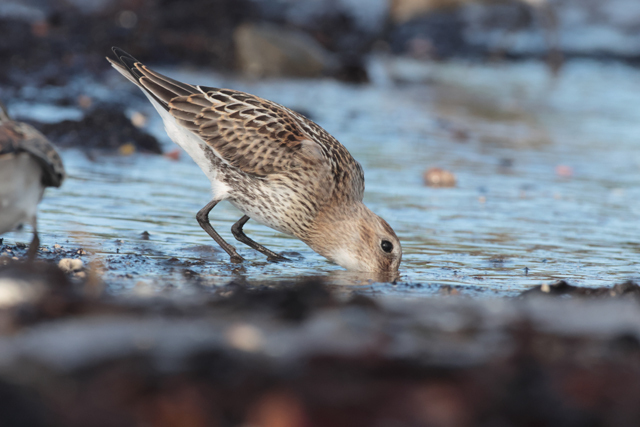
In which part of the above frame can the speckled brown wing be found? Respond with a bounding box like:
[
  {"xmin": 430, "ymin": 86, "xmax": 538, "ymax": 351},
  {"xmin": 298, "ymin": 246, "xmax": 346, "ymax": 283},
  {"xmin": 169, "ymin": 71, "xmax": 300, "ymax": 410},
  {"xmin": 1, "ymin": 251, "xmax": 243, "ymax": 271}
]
[
  {"xmin": 285, "ymin": 107, "xmax": 366, "ymax": 202},
  {"xmin": 169, "ymin": 89, "xmax": 366, "ymax": 201},
  {"xmin": 168, "ymin": 89, "xmax": 328, "ymax": 176},
  {"xmin": 108, "ymin": 47, "xmax": 365, "ymax": 200},
  {"xmin": 0, "ymin": 106, "xmax": 65, "ymax": 188}
]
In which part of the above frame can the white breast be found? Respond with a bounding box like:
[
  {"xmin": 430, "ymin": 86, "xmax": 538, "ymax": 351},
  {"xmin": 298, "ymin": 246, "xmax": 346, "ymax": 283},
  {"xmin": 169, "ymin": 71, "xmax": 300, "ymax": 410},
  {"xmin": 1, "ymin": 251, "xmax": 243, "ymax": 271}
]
[
  {"xmin": 0, "ymin": 153, "xmax": 44, "ymax": 234},
  {"xmin": 145, "ymin": 94, "xmax": 232, "ymax": 200}
]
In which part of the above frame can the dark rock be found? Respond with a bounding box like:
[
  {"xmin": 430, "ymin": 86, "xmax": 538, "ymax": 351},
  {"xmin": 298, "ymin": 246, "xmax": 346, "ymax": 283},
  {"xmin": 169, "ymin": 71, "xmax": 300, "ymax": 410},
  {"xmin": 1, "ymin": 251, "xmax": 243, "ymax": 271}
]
[
  {"xmin": 0, "ymin": 0, "xmax": 256, "ymax": 87},
  {"xmin": 388, "ymin": 9, "xmax": 473, "ymax": 59},
  {"xmin": 520, "ymin": 280, "xmax": 640, "ymax": 299},
  {"xmin": 147, "ymin": 0, "xmax": 257, "ymax": 68},
  {"xmin": 0, "ymin": 258, "xmax": 78, "ymax": 330},
  {"xmin": 0, "ymin": 379, "xmax": 50, "ymax": 427},
  {"xmin": 2, "ymin": 289, "xmax": 640, "ymax": 426},
  {"xmin": 34, "ymin": 105, "xmax": 162, "ymax": 154},
  {"xmin": 213, "ymin": 279, "xmax": 339, "ymax": 322},
  {"xmin": 234, "ymin": 23, "xmax": 335, "ymax": 78},
  {"xmin": 1, "ymin": 263, "xmax": 640, "ymax": 426}
]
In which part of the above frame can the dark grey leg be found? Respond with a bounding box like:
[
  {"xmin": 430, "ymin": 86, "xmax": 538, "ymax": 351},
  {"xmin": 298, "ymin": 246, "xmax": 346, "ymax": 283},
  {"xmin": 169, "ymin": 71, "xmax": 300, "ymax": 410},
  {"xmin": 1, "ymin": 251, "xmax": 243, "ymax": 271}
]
[
  {"xmin": 26, "ymin": 222, "xmax": 39, "ymax": 262},
  {"xmin": 196, "ymin": 200, "xmax": 244, "ymax": 263},
  {"xmin": 231, "ymin": 215, "xmax": 289, "ymax": 262}
]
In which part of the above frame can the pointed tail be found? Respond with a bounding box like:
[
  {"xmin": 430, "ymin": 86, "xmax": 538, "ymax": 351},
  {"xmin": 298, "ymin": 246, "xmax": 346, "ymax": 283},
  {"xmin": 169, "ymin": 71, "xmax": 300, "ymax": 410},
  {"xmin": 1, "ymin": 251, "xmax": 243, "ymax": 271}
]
[{"xmin": 107, "ymin": 47, "xmax": 199, "ymax": 111}]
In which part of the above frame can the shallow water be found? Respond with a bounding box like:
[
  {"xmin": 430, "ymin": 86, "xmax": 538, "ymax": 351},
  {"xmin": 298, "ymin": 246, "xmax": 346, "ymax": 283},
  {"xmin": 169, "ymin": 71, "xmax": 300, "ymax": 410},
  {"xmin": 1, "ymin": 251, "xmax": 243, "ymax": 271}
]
[{"xmin": 5, "ymin": 58, "xmax": 640, "ymax": 296}]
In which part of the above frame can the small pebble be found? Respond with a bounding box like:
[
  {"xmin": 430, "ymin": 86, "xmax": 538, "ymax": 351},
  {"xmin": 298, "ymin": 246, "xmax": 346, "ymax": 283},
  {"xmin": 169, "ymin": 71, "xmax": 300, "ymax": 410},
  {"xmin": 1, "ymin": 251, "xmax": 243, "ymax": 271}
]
[
  {"xmin": 226, "ymin": 324, "xmax": 264, "ymax": 352},
  {"xmin": 119, "ymin": 143, "xmax": 136, "ymax": 156},
  {"xmin": 130, "ymin": 111, "xmax": 147, "ymax": 128},
  {"xmin": 555, "ymin": 164, "xmax": 573, "ymax": 178},
  {"xmin": 164, "ymin": 148, "xmax": 181, "ymax": 161},
  {"xmin": 132, "ymin": 280, "xmax": 154, "ymax": 296},
  {"xmin": 423, "ymin": 167, "xmax": 456, "ymax": 188},
  {"xmin": 59, "ymin": 258, "xmax": 84, "ymax": 273},
  {"xmin": 77, "ymin": 94, "xmax": 92, "ymax": 109}
]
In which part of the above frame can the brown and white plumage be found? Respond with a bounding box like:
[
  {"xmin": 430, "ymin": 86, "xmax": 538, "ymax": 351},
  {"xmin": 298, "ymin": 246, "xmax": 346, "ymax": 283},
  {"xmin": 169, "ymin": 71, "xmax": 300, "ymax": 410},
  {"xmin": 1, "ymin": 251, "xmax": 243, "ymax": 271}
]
[
  {"xmin": 108, "ymin": 47, "xmax": 401, "ymax": 273},
  {"xmin": 0, "ymin": 102, "xmax": 65, "ymax": 260}
]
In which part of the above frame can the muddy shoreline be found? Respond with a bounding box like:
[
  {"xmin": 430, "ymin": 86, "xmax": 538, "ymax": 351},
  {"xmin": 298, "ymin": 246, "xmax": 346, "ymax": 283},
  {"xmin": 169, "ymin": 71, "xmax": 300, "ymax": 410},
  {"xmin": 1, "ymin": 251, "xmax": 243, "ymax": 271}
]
[
  {"xmin": 2, "ymin": 0, "xmax": 640, "ymax": 424},
  {"xmin": 2, "ymin": 250, "xmax": 640, "ymax": 426}
]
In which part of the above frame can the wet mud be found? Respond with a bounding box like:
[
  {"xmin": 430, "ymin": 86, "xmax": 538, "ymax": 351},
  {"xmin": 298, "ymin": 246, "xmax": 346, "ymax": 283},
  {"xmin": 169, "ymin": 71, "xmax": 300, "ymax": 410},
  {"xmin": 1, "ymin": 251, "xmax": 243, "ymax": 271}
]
[
  {"xmin": 2, "ymin": 1, "xmax": 640, "ymax": 424},
  {"xmin": 2, "ymin": 254, "xmax": 640, "ymax": 426}
]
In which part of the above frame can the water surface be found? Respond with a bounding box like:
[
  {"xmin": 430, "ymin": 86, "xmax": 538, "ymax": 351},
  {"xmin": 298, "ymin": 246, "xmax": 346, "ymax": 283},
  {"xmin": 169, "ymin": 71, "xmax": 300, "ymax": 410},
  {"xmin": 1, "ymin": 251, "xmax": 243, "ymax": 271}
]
[{"xmin": 6, "ymin": 58, "xmax": 640, "ymax": 296}]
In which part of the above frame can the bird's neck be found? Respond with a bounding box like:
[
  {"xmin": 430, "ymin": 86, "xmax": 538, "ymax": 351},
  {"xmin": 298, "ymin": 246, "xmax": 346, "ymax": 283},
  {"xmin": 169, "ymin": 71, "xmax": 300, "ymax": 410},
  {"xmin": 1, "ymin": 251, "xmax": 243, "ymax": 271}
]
[{"xmin": 301, "ymin": 201, "xmax": 367, "ymax": 260}]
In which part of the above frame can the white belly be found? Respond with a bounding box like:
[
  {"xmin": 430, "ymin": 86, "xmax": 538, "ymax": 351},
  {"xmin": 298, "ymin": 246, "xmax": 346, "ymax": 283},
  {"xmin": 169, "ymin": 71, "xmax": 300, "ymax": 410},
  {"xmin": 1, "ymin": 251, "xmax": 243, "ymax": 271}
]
[
  {"xmin": 0, "ymin": 153, "xmax": 43, "ymax": 234},
  {"xmin": 145, "ymin": 94, "xmax": 232, "ymax": 200}
]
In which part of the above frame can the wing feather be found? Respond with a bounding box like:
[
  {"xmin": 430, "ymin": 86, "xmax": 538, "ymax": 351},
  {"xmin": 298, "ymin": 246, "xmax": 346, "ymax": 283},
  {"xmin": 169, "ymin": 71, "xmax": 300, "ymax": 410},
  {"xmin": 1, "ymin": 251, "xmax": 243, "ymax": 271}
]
[
  {"xmin": 0, "ymin": 114, "xmax": 65, "ymax": 188},
  {"xmin": 108, "ymin": 47, "xmax": 363, "ymax": 198}
]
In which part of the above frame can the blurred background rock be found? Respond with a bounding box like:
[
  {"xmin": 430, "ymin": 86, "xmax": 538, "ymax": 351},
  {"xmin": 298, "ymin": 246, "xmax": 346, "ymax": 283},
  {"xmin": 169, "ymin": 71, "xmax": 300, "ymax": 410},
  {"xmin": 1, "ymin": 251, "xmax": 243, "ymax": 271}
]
[
  {"xmin": 2, "ymin": 2, "xmax": 640, "ymax": 425},
  {"xmin": 2, "ymin": 0, "xmax": 640, "ymax": 87}
]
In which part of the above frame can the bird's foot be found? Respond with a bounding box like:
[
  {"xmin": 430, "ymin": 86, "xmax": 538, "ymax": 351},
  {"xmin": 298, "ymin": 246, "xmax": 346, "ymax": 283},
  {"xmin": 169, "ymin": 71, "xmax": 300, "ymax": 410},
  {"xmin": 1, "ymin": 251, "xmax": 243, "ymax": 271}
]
[
  {"xmin": 230, "ymin": 254, "xmax": 245, "ymax": 263},
  {"xmin": 267, "ymin": 254, "xmax": 289, "ymax": 262}
]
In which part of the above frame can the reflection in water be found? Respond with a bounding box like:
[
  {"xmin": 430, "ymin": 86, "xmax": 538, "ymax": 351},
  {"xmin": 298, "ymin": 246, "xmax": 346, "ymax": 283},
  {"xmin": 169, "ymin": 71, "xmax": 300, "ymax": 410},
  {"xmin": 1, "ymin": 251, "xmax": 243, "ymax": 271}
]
[{"xmin": 5, "ymin": 59, "xmax": 640, "ymax": 295}]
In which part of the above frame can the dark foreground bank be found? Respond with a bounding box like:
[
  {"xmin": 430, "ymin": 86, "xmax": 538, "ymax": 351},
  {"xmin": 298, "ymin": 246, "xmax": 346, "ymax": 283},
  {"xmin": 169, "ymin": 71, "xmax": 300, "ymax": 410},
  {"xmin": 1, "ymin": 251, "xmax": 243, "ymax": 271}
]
[{"xmin": 1, "ymin": 254, "xmax": 640, "ymax": 427}]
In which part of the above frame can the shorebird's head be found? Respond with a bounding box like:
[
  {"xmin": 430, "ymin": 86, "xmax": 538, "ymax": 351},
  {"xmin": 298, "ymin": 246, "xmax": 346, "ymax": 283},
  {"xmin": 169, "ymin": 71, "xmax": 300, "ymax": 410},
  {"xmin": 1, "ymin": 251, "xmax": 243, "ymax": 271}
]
[{"xmin": 309, "ymin": 204, "xmax": 402, "ymax": 273}]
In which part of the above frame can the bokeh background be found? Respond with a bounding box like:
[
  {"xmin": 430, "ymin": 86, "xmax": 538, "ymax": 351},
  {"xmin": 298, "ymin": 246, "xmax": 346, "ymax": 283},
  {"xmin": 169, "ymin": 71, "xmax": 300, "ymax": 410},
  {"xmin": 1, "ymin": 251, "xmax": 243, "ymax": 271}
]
[
  {"xmin": 2, "ymin": 2, "xmax": 640, "ymax": 426},
  {"xmin": 1, "ymin": 0, "xmax": 639, "ymax": 292},
  {"xmin": 3, "ymin": 0, "xmax": 640, "ymax": 83}
]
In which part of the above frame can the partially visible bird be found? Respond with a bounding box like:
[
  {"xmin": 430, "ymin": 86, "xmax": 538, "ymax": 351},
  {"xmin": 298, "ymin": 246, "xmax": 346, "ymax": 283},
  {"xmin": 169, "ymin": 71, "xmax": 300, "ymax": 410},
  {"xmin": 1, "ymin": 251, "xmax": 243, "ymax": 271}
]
[
  {"xmin": 108, "ymin": 47, "xmax": 401, "ymax": 273},
  {"xmin": 0, "ymin": 102, "xmax": 65, "ymax": 260}
]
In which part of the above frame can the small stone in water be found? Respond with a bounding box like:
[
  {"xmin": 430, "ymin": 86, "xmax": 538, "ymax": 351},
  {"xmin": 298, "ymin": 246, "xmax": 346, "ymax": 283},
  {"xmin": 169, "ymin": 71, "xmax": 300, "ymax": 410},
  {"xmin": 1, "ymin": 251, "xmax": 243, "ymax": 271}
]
[
  {"xmin": 164, "ymin": 148, "xmax": 181, "ymax": 161},
  {"xmin": 423, "ymin": 167, "xmax": 456, "ymax": 188},
  {"xmin": 59, "ymin": 258, "xmax": 84, "ymax": 273},
  {"xmin": 77, "ymin": 95, "xmax": 92, "ymax": 109},
  {"xmin": 555, "ymin": 165, "xmax": 573, "ymax": 177},
  {"xmin": 119, "ymin": 143, "xmax": 136, "ymax": 156},
  {"xmin": 130, "ymin": 111, "xmax": 147, "ymax": 128},
  {"xmin": 226, "ymin": 324, "xmax": 264, "ymax": 352}
]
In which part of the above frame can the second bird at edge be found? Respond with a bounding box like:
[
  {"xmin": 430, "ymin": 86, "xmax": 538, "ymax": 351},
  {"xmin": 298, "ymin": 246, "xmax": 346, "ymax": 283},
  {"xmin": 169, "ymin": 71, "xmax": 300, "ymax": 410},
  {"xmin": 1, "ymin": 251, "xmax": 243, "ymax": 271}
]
[{"xmin": 107, "ymin": 47, "xmax": 401, "ymax": 273}]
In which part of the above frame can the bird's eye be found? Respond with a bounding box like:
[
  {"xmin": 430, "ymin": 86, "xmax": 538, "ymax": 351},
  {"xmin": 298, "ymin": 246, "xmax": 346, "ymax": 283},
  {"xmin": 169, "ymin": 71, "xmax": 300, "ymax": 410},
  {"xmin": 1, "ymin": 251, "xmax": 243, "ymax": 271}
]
[{"xmin": 381, "ymin": 240, "xmax": 393, "ymax": 253}]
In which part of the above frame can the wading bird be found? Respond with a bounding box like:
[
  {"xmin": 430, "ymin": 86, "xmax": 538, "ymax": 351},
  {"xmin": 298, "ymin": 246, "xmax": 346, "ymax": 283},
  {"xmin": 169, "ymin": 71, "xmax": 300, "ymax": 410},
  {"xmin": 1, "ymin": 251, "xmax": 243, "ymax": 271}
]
[{"xmin": 108, "ymin": 48, "xmax": 401, "ymax": 273}]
